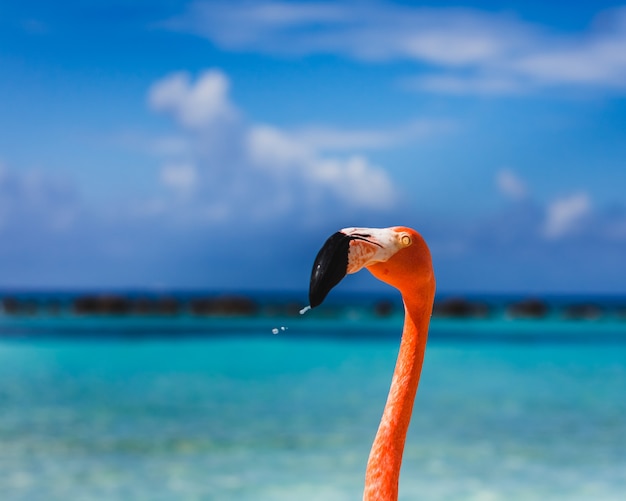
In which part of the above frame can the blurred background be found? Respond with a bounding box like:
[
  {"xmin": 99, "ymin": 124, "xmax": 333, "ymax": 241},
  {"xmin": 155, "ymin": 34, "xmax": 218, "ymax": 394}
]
[
  {"xmin": 1, "ymin": 1, "xmax": 626, "ymax": 500},
  {"xmin": 1, "ymin": 0, "xmax": 626, "ymax": 294}
]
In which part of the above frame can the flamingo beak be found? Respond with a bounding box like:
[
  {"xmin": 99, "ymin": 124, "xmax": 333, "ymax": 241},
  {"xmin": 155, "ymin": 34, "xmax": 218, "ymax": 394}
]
[
  {"xmin": 309, "ymin": 227, "xmax": 409, "ymax": 308},
  {"xmin": 309, "ymin": 232, "xmax": 351, "ymax": 308}
]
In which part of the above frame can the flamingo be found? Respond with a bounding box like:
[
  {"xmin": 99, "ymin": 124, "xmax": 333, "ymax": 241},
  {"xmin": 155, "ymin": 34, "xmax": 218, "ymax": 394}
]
[{"xmin": 309, "ymin": 226, "xmax": 435, "ymax": 501}]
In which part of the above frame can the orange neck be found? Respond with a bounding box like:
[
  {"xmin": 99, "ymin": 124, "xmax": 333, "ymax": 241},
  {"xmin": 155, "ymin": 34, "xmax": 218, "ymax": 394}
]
[{"xmin": 363, "ymin": 286, "xmax": 434, "ymax": 501}]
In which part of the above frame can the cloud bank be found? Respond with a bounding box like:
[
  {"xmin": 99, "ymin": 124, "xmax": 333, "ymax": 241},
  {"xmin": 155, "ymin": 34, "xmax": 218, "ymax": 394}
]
[
  {"xmin": 145, "ymin": 69, "xmax": 405, "ymax": 226},
  {"xmin": 164, "ymin": 1, "xmax": 626, "ymax": 95}
]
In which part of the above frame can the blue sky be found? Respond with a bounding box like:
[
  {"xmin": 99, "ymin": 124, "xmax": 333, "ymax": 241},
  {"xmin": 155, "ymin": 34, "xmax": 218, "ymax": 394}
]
[{"xmin": 1, "ymin": 0, "xmax": 626, "ymax": 294}]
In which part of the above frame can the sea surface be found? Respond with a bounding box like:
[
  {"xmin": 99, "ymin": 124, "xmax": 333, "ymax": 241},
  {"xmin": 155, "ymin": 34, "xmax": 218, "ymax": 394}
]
[{"xmin": 1, "ymin": 295, "xmax": 625, "ymax": 501}]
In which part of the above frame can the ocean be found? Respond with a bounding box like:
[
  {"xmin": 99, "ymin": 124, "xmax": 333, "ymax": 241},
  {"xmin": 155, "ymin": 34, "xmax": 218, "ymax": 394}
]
[{"xmin": 1, "ymin": 293, "xmax": 625, "ymax": 500}]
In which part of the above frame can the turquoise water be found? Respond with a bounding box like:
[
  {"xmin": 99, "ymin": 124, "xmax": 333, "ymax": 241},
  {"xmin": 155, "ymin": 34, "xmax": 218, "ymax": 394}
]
[{"xmin": 1, "ymin": 322, "xmax": 625, "ymax": 500}]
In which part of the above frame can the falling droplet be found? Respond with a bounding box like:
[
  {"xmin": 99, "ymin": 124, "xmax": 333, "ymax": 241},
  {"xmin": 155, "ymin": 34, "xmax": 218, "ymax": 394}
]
[
  {"xmin": 299, "ymin": 305, "xmax": 311, "ymax": 315},
  {"xmin": 271, "ymin": 328, "xmax": 279, "ymax": 335},
  {"xmin": 280, "ymin": 326, "xmax": 287, "ymax": 331}
]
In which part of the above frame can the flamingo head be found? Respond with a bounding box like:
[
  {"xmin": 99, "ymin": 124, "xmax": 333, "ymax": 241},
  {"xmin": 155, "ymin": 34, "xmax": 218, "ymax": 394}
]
[{"xmin": 309, "ymin": 226, "xmax": 433, "ymax": 308}]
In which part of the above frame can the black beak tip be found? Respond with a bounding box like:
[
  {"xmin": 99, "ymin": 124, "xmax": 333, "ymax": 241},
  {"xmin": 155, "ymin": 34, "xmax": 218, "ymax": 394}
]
[
  {"xmin": 308, "ymin": 288, "xmax": 326, "ymax": 309},
  {"xmin": 308, "ymin": 232, "xmax": 351, "ymax": 308}
]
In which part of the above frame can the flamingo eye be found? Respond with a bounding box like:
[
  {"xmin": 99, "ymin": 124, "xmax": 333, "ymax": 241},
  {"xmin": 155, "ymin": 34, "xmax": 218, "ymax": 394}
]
[{"xmin": 400, "ymin": 233, "xmax": 412, "ymax": 247}]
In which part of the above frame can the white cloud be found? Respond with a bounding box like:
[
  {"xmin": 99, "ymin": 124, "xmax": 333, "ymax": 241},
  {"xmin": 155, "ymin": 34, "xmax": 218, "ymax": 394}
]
[
  {"xmin": 247, "ymin": 125, "xmax": 312, "ymax": 169},
  {"xmin": 290, "ymin": 119, "xmax": 453, "ymax": 152},
  {"xmin": 399, "ymin": 23, "xmax": 519, "ymax": 66},
  {"xmin": 496, "ymin": 169, "xmax": 528, "ymax": 200},
  {"xmin": 246, "ymin": 124, "xmax": 396, "ymax": 210},
  {"xmin": 543, "ymin": 193, "xmax": 591, "ymax": 239},
  {"xmin": 160, "ymin": 162, "xmax": 198, "ymax": 194},
  {"xmin": 310, "ymin": 155, "xmax": 394, "ymax": 209},
  {"xmin": 148, "ymin": 70, "xmax": 237, "ymax": 128},
  {"xmin": 164, "ymin": 2, "xmax": 527, "ymax": 64},
  {"xmin": 147, "ymin": 69, "xmax": 415, "ymax": 223},
  {"xmin": 163, "ymin": 2, "xmax": 346, "ymax": 52},
  {"xmin": 247, "ymin": 124, "xmax": 397, "ymax": 211},
  {"xmin": 290, "ymin": 127, "xmax": 394, "ymax": 152},
  {"xmin": 164, "ymin": 2, "xmax": 626, "ymax": 95},
  {"xmin": 410, "ymin": 73, "xmax": 527, "ymax": 96}
]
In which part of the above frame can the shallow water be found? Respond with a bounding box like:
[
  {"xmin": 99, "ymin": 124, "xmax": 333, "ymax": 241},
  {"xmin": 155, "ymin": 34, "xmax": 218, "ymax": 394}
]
[{"xmin": 0, "ymin": 324, "xmax": 625, "ymax": 500}]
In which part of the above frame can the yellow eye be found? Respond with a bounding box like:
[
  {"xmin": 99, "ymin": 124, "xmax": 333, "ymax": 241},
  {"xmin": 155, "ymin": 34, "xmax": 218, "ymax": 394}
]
[{"xmin": 400, "ymin": 233, "xmax": 412, "ymax": 247}]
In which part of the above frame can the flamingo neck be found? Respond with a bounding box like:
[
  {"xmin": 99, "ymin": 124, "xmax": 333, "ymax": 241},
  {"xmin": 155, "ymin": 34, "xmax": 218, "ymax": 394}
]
[{"xmin": 363, "ymin": 286, "xmax": 434, "ymax": 501}]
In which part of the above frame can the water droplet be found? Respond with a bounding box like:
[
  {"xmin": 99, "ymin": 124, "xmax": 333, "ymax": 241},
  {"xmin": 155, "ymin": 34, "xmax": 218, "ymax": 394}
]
[
  {"xmin": 271, "ymin": 328, "xmax": 279, "ymax": 335},
  {"xmin": 299, "ymin": 305, "xmax": 311, "ymax": 315}
]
